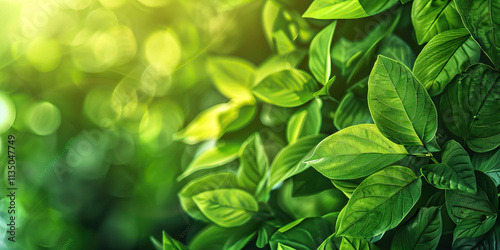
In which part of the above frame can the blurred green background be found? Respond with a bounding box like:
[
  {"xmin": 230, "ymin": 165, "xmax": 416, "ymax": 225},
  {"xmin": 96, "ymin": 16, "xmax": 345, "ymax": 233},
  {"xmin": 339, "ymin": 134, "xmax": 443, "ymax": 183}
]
[{"xmin": 0, "ymin": 0, "xmax": 316, "ymax": 249}]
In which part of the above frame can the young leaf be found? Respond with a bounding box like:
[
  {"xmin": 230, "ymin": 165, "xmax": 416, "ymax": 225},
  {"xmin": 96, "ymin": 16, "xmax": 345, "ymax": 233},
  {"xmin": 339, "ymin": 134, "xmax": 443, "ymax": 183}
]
[
  {"xmin": 303, "ymin": 0, "xmax": 399, "ymax": 20},
  {"xmin": 413, "ymin": 28, "xmax": 481, "ymax": 96},
  {"xmin": 445, "ymin": 171, "xmax": 498, "ymax": 225},
  {"xmin": 162, "ymin": 231, "xmax": 188, "ymax": 250},
  {"xmin": 253, "ymin": 69, "xmax": 318, "ymax": 107},
  {"xmin": 237, "ymin": 133, "xmax": 270, "ymax": 200},
  {"xmin": 179, "ymin": 172, "xmax": 238, "ymax": 221},
  {"xmin": 286, "ymin": 98, "xmax": 322, "ymax": 144},
  {"xmin": 391, "ymin": 207, "xmax": 442, "ymax": 250},
  {"xmin": 340, "ymin": 237, "xmax": 379, "ymax": 250},
  {"xmin": 453, "ymin": 214, "xmax": 497, "ymax": 242},
  {"xmin": 335, "ymin": 166, "xmax": 422, "ymax": 238},
  {"xmin": 368, "ymin": 55, "xmax": 438, "ymax": 146},
  {"xmin": 305, "ymin": 124, "xmax": 408, "ymax": 180},
  {"xmin": 455, "ymin": 0, "xmax": 500, "ymax": 67},
  {"xmin": 440, "ymin": 64, "xmax": 500, "ymax": 153},
  {"xmin": 206, "ymin": 56, "xmax": 256, "ymax": 103},
  {"xmin": 421, "ymin": 140, "xmax": 477, "ymax": 193},
  {"xmin": 377, "ymin": 34, "xmax": 416, "ymax": 70},
  {"xmin": 334, "ymin": 91, "xmax": 373, "ymax": 130},
  {"xmin": 177, "ymin": 140, "xmax": 241, "ymax": 181},
  {"xmin": 269, "ymin": 134, "xmax": 325, "ymax": 189},
  {"xmin": 174, "ymin": 101, "xmax": 254, "ymax": 144},
  {"xmin": 269, "ymin": 217, "xmax": 333, "ymax": 250},
  {"xmin": 309, "ymin": 21, "xmax": 337, "ymax": 84},
  {"xmin": 411, "ymin": 0, "xmax": 464, "ymax": 44},
  {"xmin": 193, "ymin": 188, "xmax": 259, "ymax": 228}
]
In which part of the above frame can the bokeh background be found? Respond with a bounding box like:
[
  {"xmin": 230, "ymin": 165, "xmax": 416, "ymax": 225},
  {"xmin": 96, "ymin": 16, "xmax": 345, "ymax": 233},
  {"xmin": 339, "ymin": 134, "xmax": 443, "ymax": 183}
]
[{"xmin": 0, "ymin": 0, "xmax": 319, "ymax": 249}]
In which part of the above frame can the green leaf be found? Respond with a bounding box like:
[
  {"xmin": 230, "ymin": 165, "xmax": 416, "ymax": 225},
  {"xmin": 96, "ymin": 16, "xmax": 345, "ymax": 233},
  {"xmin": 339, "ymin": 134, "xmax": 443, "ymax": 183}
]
[
  {"xmin": 334, "ymin": 91, "xmax": 373, "ymax": 130},
  {"xmin": 287, "ymin": 98, "xmax": 323, "ymax": 144},
  {"xmin": 473, "ymin": 148, "xmax": 500, "ymax": 173},
  {"xmin": 335, "ymin": 166, "xmax": 422, "ymax": 238},
  {"xmin": 368, "ymin": 55, "xmax": 438, "ymax": 146},
  {"xmin": 340, "ymin": 237, "xmax": 379, "ymax": 250},
  {"xmin": 207, "ymin": 56, "xmax": 256, "ymax": 103},
  {"xmin": 377, "ymin": 34, "xmax": 416, "ymax": 70},
  {"xmin": 174, "ymin": 101, "xmax": 255, "ymax": 144},
  {"xmin": 306, "ymin": 124, "xmax": 408, "ymax": 180},
  {"xmin": 193, "ymin": 188, "xmax": 259, "ymax": 228},
  {"xmin": 445, "ymin": 171, "xmax": 498, "ymax": 225},
  {"xmin": 253, "ymin": 69, "xmax": 318, "ymax": 107},
  {"xmin": 411, "ymin": 0, "xmax": 464, "ymax": 44},
  {"xmin": 178, "ymin": 172, "xmax": 238, "ymax": 221},
  {"xmin": 413, "ymin": 28, "xmax": 481, "ymax": 96},
  {"xmin": 455, "ymin": 0, "xmax": 500, "ymax": 67},
  {"xmin": 391, "ymin": 206, "xmax": 442, "ymax": 250},
  {"xmin": 331, "ymin": 178, "xmax": 364, "ymax": 199},
  {"xmin": 256, "ymin": 51, "xmax": 306, "ymax": 84},
  {"xmin": 270, "ymin": 217, "xmax": 333, "ymax": 250},
  {"xmin": 269, "ymin": 135, "xmax": 325, "ymax": 189},
  {"xmin": 177, "ymin": 140, "xmax": 241, "ymax": 181},
  {"xmin": 274, "ymin": 30, "xmax": 297, "ymax": 55},
  {"xmin": 309, "ymin": 21, "xmax": 337, "ymax": 84},
  {"xmin": 236, "ymin": 133, "xmax": 270, "ymax": 200},
  {"xmin": 303, "ymin": 0, "xmax": 399, "ymax": 20},
  {"xmin": 454, "ymin": 214, "xmax": 497, "ymax": 242},
  {"xmin": 189, "ymin": 224, "xmax": 257, "ymax": 250},
  {"xmin": 440, "ymin": 64, "xmax": 500, "ymax": 152},
  {"xmin": 257, "ymin": 221, "xmax": 280, "ymax": 248},
  {"xmin": 421, "ymin": 140, "xmax": 477, "ymax": 193},
  {"xmin": 317, "ymin": 234, "xmax": 342, "ymax": 250},
  {"xmin": 453, "ymin": 223, "xmax": 500, "ymax": 249},
  {"xmin": 314, "ymin": 76, "xmax": 336, "ymax": 97},
  {"xmin": 162, "ymin": 231, "xmax": 188, "ymax": 250}
]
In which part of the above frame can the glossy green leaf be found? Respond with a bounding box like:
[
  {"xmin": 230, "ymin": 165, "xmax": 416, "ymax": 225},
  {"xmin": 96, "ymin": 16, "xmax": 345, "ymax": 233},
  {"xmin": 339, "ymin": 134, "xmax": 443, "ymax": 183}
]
[
  {"xmin": 193, "ymin": 188, "xmax": 259, "ymax": 228},
  {"xmin": 269, "ymin": 217, "xmax": 333, "ymax": 250},
  {"xmin": 368, "ymin": 55, "xmax": 438, "ymax": 146},
  {"xmin": 391, "ymin": 206, "xmax": 442, "ymax": 250},
  {"xmin": 455, "ymin": 0, "xmax": 500, "ymax": 67},
  {"xmin": 473, "ymin": 148, "xmax": 500, "ymax": 173},
  {"xmin": 303, "ymin": 0, "xmax": 399, "ymax": 20},
  {"xmin": 317, "ymin": 234, "xmax": 342, "ymax": 250},
  {"xmin": 411, "ymin": 0, "xmax": 464, "ymax": 44},
  {"xmin": 309, "ymin": 21, "xmax": 336, "ymax": 84},
  {"xmin": 413, "ymin": 28, "xmax": 481, "ymax": 96},
  {"xmin": 454, "ymin": 214, "xmax": 497, "ymax": 242},
  {"xmin": 331, "ymin": 178, "xmax": 364, "ymax": 199},
  {"xmin": 207, "ymin": 56, "xmax": 256, "ymax": 103},
  {"xmin": 445, "ymin": 171, "xmax": 498, "ymax": 225},
  {"xmin": 255, "ymin": 51, "xmax": 306, "ymax": 84},
  {"xmin": 440, "ymin": 64, "xmax": 500, "ymax": 152},
  {"xmin": 257, "ymin": 221, "xmax": 280, "ymax": 248},
  {"xmin": 340, "ymin": 237, "xmax": 379, "ymax": 250},
  {"xmin": 378, "ymin": 34, "xmax": 416, "ymax": 69},
  {"xmin": 336, "ymin": 166, "xmax": 422, "ymax": 237},
  {"xmin": 189, "ymin": 224, "xmax": 257, "ymax": 250},
  {"xmin": 421, "ymin": 140, "xmax": 477, "ymax": 193},
  {"xmin": 178, "ymin": 172, "xmax": 238, "ymax": 221},
  {"xmin": 274, "ymin": 30, "xmax": 296, "ymax": 55},
  {"xmin": 453, "ymin": 223, "xmax": 500, "ymax": 249},
  {"xmin": 236, "ymin": 133, "xmax": 270, "ymax": 200},
  {"xmin": 287, "ymin": 98, "xmax": 322, "ymax": 144},
  {"xmin": 253, "ymin": 69, "xmax": 318, "ymax": 107},
  {"xmin": 306, "ymin": 124, "xmax": 408, "ymax": 180},
  {"xmin": 177, "ymin": 140, "xmax": 241, "ymax": 181},
  {"xmin": 162, "ymin": 231, "xmax": 188, "ymax": 250},
  {"xmin": 334, "ymin": 92, "xmax": 373, "ymax": 130},
  {"xmin": 314, "ymin": 76, "xmax": 335, "ymax": 97},
  {"xmin": 269, "ymin": 135, "xmax": 325, "ymax": 189}
]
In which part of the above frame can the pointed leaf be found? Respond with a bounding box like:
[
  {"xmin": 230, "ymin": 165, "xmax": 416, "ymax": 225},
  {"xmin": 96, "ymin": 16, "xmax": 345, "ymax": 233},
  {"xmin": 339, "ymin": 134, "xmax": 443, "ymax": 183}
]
[
  {"xmin": 207, "ymin": 56, "xmax": 255, "ymax": 103},
  {"xmin": 193, "ymin": 189, "xmax": 258, "ymax": 228},
  {"xmin": 368, "ymin": 55, "xmax": 438, "ymax": 146},
  {"xmin": 340, "ymin": 237, "xmax": 379, "ymax": 250},
  {"xmin": 334, "ymin": 92, "xmax": 373, "ymax": 130},
  {"xmin": 378, "ymin": 34, "xmax": 416, "ymax": 70},
  {"xmin": 421, "ymin": 140, "xmax": 477, "ymax": 193},
  {"xmin": 309, "ymin": 21, "xmax": 337, "ymax": 84},
  {"xmin": 287, "ymin": 98, "xmax": 322, "ymax": 144},
  {"xmin": 335, "ymin": 166, "xmax": 422, "ymax": 237},
  {"xmin": 270, "ymin": 218, "xmax": 333, "ymax": 250},
  {"xmin": 454, "ymin": 214, "xmax": 497, "ymax": 241},
  {"xmin": 237, "ymin": 133, "xmax": 270, "ymax": 200},
  {"xmin": 305, "ymin": 124, "xmax": 408, "ymax": 180},
  {"xmin": 303, "ymin": 0, "xmax": 399, "ymax": 20},
  {"xmin": 413, "ymin": 28, "xmax": 481, "ymax": 96},
  {"xmin": 391, "ymin": 207, "xmax": 442, "ymax": 250}
]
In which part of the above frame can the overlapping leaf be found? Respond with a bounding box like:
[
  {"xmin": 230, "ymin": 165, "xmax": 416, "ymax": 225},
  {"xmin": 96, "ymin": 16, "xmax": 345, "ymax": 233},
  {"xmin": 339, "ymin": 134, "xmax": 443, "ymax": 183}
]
[
  {"xmin": 286, "ymin": 98, "xmax": 322, "ymax": 144},
  {"xmin": 303, "ymin": 0, "xmax": 399, "ymax": 19},
  {"xmin": 309, "ymin": 21, "xmax": 336, "ymax": 84},
  {"xmin": 391, "ymin": 207, "xmax": 442, "ymax": 250}
]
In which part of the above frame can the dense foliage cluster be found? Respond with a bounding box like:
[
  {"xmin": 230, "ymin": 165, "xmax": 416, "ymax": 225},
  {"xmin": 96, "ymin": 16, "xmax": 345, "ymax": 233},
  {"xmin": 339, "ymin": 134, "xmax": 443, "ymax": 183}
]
[{"xmin": 171, "ymin": 0, "xmax": 500, "ymax": 249}]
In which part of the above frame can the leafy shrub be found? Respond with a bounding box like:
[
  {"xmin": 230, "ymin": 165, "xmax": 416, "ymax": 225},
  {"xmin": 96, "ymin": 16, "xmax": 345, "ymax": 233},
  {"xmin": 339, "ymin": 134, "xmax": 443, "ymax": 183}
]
[{"xmin": 167, "ymin": 0, "xmax": 500, "ymax": 249}]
